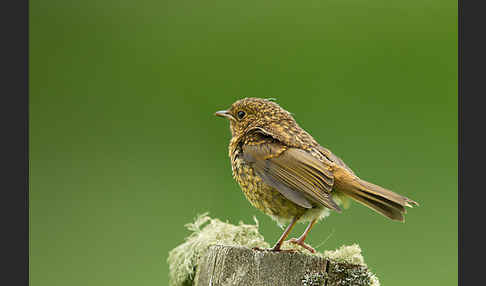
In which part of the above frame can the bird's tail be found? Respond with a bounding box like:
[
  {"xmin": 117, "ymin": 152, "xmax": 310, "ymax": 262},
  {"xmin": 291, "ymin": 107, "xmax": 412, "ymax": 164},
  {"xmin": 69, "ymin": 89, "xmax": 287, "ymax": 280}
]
[{"xmin": 338, "ymin": 177, "xmax": 419, "ymax": 222}]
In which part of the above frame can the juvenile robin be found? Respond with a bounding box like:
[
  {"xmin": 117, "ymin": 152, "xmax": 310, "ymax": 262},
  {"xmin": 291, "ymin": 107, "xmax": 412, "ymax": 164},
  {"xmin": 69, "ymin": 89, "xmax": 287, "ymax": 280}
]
[{"xmin": 215, "ymin": 97, "xmax": 418, "ymax": 253}]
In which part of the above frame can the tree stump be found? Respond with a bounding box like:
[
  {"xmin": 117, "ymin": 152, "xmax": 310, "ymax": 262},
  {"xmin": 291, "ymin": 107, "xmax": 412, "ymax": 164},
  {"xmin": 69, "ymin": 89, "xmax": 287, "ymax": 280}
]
[{"xmin": 194, "ymin": 245, "xmax": 375, "ymax": 286}]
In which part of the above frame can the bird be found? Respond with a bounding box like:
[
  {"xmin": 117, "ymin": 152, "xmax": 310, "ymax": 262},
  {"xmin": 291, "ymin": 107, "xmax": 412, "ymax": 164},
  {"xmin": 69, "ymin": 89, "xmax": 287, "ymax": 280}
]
[{"xmin": 214, "ymin": 97, "xmax": 419, "ymax": 253}]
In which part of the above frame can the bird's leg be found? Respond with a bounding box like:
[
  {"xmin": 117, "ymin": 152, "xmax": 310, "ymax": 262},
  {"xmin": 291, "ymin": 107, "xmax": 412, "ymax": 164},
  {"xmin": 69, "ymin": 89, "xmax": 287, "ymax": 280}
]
[
  {"xmin": 287, "ymin": 218, "xmax": 318, "ymax": 253},
  {"xmin": 269, "ymin": 215, "xmax": 300, "ymax": 252}
]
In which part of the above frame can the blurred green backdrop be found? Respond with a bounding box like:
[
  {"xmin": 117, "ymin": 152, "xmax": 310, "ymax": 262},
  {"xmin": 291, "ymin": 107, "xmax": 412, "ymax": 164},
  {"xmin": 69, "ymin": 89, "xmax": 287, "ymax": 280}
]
[{"xmin": 30, "ymin": 0, "xmax": 457, "ymax": 285}]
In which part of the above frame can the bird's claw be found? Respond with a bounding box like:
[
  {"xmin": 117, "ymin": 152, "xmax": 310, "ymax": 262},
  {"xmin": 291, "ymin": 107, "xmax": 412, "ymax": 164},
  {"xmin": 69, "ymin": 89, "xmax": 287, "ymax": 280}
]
[{"xmin": 287, "ymin": 238, "xmax": 316, "ymax": 253}]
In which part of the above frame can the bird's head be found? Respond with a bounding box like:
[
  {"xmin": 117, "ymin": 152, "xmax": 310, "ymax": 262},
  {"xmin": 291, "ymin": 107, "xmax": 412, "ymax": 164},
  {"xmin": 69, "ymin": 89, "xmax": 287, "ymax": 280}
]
[{"xmin": 215, "ymin": 97, "xmax": 296, "ymax": 138}]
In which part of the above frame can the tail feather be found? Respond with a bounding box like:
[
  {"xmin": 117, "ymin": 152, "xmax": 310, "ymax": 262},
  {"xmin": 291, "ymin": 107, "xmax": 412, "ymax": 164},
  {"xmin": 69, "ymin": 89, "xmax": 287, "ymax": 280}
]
[
  {"xmin": 341, "ymin": 188, "xmax": 406, "ymax": 221},
  {"xmin": 338, "ymin": 178, "xmax": 419, "ymax": 222},
  {"xmin": 356, "ymin": 179, "xmax": 419, "ymax": 208}
]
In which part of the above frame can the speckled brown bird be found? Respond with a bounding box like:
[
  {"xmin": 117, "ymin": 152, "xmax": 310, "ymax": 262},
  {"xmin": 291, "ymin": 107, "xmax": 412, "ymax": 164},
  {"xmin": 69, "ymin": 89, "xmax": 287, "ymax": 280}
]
[{"xmin": 215, "ymin": 97, "xmax": 418, "ymax": 253}]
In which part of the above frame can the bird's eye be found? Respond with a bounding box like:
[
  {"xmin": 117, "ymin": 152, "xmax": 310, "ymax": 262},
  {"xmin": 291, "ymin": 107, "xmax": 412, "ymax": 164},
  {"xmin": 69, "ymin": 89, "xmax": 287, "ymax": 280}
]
[{"xmin": 237, "ymin": 111, "xmax": 246, "ymax": 119}]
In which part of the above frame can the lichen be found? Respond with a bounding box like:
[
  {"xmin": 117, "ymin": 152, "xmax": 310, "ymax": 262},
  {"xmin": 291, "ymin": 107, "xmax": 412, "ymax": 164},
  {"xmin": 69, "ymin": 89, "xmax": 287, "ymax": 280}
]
[
  {"xmin": 323, "ymin": 244, "xmax": 365, "ymax": 265},
  {"xmin": 323, "ymin": 244, "xmax": 381, "ymax": 286},
  {"xmin": 301, "ymin": 270, "xmax": 328, "ymax": 286},
  {"xmin": 299, "ymin": 244, "xmax": 381, "ymax": 286},
  {"xmin": 167, "ymin": 213, "xmax": 269, "ymax": 286},
  {"xmin": 369, "ymin": 273, "xmax": 380, "ymax": 286},
  {"xmin": 167, "ymin": 214, "xmax": 380, "ymax": 286}
]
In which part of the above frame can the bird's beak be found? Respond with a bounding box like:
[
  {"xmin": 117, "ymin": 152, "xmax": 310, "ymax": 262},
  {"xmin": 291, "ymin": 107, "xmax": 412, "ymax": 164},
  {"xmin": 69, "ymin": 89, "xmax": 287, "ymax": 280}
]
[{"xmin": 214, "ymin": 110, "xmax": 235, "ymax": 120}]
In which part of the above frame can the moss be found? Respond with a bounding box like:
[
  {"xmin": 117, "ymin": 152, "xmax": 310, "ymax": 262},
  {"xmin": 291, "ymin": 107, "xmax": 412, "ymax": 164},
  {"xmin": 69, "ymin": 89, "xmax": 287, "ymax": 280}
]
[
  {"xmin": 323, "ymin": 244, "xmax": 365, "ymax": 265},
  {"xmin": 167, "ymin": 213, "xmax": 269, "ymax": 286},
  {"xmin": 301, "ymin": 270, "xmax": 328, "ymax": 286},
  {"xmin": 167, "ymin": 214, "xmax": 380, "ymax": 286},
  {"xmin": 323, "ymin": 244, "xmax": 381, "ymax": 286}
]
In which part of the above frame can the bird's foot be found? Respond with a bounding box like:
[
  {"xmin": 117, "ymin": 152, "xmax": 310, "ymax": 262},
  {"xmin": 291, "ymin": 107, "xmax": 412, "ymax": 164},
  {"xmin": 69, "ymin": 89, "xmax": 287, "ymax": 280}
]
[{"xmin": 287, "ymin": 238, "xmax": 316, "ymax": 253}]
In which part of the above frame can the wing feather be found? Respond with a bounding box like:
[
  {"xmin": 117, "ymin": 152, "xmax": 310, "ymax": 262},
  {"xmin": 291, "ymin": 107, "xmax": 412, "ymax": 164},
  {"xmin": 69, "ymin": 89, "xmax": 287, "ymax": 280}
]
[{"xmin": 242, "ymin": 142, "xmax": 341, "ymax": 212}]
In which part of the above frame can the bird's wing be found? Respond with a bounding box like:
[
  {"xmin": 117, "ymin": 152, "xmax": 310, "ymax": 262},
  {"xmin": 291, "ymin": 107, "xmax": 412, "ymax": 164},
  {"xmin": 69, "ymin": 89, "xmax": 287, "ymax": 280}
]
[
  {"xmin": 241, "ymin": 140, "xmax": 341, "ymax": 212},
  {"xmin": 317, "ymin": 146, "xmax": 356, "ymax": 175},
  {"xmin": 249, "ymin": 126, "xmax": 356, "ymax": 176}
]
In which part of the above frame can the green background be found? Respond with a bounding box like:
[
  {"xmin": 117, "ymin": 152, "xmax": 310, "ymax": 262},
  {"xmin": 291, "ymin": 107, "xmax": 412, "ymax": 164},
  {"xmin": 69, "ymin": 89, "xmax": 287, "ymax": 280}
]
[{"xmin": 30, "ymin": 0, "xmax": 457, "ymax": 285}]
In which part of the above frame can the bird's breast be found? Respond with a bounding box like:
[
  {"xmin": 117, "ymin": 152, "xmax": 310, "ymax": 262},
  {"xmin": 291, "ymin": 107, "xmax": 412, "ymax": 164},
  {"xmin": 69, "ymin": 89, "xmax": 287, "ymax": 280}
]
[{"xmin": 231, "ymin": 149, "xmax": 262, "ymax": 193}]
